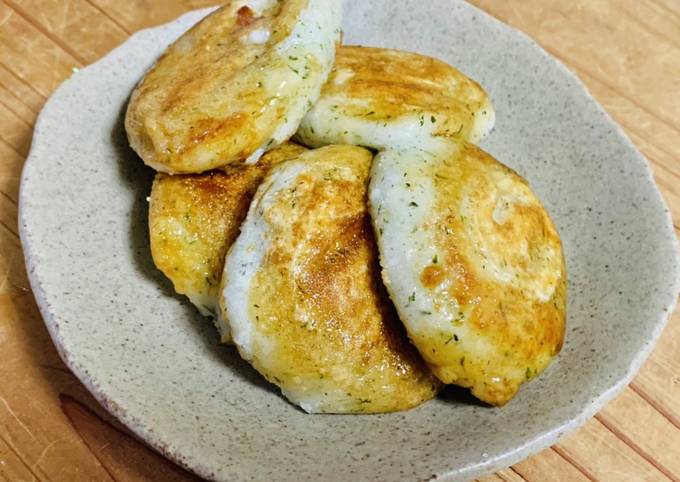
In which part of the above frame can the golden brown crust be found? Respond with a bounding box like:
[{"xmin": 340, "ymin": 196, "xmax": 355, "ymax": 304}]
[
  {"xmin": 297, "ymin": 45, "xmax": 495, "ymax": 148},
  {"xmin": 370, "ymin": 141, "xmax": 566, "ymax": 406},
  {"xmin": 237, "ymin": 146, "xmax": 440, "ymax": 413},
  {"xmin": 126, "ymin": 0, "xmax": 339, "ymax": 173},
  {"xmin": 337, "ymin": 46, "xmax": 490, "ymax": 133},
  {"xmin": 426, "ymin": 145, "xmax": 566, "ymax": 405},
  {"xmin": 148, "ymin": 142, "xmax": 307, "ymax": 316}
]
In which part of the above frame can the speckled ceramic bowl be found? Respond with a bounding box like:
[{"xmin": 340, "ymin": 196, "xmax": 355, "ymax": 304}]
[{"xmin": 19, "ymin": 1, "xmax": 680, "ymax": 481}]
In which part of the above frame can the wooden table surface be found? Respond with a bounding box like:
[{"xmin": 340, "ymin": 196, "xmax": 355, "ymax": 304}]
[{"xmin": 0, "ymin": 1, "xmax": 678, "ymax": 481}]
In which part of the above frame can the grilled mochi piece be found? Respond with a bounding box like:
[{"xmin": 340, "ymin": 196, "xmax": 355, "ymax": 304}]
[
  {"xmin": 149, "ymin": 142, "xmax": 307, "ymax": 342},
  {"xmin": 126, "ymin": 0, "xmax": 342, "ymax": 174},
  {"xmin": 221, "ymin": 145, "xmax": 441, "ymax": 413},
  {"xmin": 296, "ymin": 45, "xmax": 495, "ymax": 150},
  {"xmin": 369, "ymin": 140, "xmax": 566, "ymax": 406}
]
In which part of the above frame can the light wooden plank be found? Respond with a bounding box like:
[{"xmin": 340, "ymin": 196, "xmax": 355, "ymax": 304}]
[
  {"xmin": 644, "ymin": 157, "xmax": 680, "ymax": 230},
  {"xmin": 627, "ymin": 133, "xmax": 680, "ymax": 200},
  {"xmin": 651, "ymin": 0, "xmax": 680, "ymax": 20},
  {"xmin": 545, "ymin": 65, "xmax": 680, "ymax": 234},
  {"xmin": 632, "ymin": 309, "xmax": 680, "ymax": 427},
  {"xmin": 0, "ymin": 294, "xmax": 113, "ymax": 481},
  {"xmin": 0, "ymin": 184, "xmax": 17, "ymax": 238},
  {"xmin": 478, "ymin": 475, "xmax": 507, "ymax": 482},
  {"xmin": 598, "ymin": 388, "xmax": 680, "ymax": 480},
  {"xmin": 0, "ymin": 85, "xmax": 36, "ymax": 125},
  {"xmin": 633, "ymin": 366, "xmax": 680, "ymax": 430},
  {"xmin": 8, "ymin": 0, "xmax": 128, "ymax": 63},
  {"xmin": 556, "ymin": 418, "xmax": 669, "ymax": 481},
  {"xmin": 0, "ymin": 221, "xmax": 22, "ymax": 297},
  {"xmin": 0, "ymin": 63, "xmax": 44, "ymax": 113},
  {"xmin": 88, "ymin": 0, "xmax": 216, "ymax": 34},
  {"xmin": 0, "ymin": 434, "xmax": 39, "ymax": 482},
  {"xmin": 0, "ymin": 101, "xmax": 31, "ymax": 157},
  {"xmin": 0, "ymin": 139, "xmax": 23, "ymax": 202},
  {"xmin": 618, "ymin": 0, "xmax": 680, "ymax": 49},
  {"xmin": 61, "ymin": 395, "xmax": 199, "ymax": 481},
  {"xmin": 468, "ymin": 0, "xmax": 680, "ymax": 129},
  {"xmin": 570, "ymin": 66, "xmax": 680, "ymax": 177},
  {"xmin": 2, "ymin": 0, "xmax": 86, "ymax": 64},
  {"xmin": 0, "ymin": 1, "xmax": 80, "ymax": 97},
  {"xmin": 497, "ymin": 468, "xmax": 526, "ymax": 482},
  {"xmin": 513, "ymin": 448, "xmax": 592, "ymax": 482}
]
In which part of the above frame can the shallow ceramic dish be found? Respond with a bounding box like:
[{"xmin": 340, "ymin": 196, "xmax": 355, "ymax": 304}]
[{"xmin": 19, "ymin": 1, "xmax": 680, "ymax": 481}]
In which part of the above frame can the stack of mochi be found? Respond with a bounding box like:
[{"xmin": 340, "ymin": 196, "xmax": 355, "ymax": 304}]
[{"xmin": 126, "ymin": 0, "xmax": 567, "ymax": 414}]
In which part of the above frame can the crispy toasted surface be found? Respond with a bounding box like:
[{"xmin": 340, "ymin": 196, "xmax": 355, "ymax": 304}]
[
  {"xmin": 126, "ymin": 0, "xmax": 341, "ymax": 174},
  {"xmin": 148, "ymin": 142, "xmax": 307, "ymax": 335},
  {"xmin": 297, "ymin": 45, "xmax": 495, "ymax": 149},
  {"xmin": 222, "ymin": 145, "xmax": 440, "ymax": 413},
  {"xmin": 369, "ymin": 140, "xmax": 566, "ymax": 406}
]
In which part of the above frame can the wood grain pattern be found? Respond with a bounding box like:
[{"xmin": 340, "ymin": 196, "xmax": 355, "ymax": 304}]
[
  {"xmin": 512, "ymin": 448, "xmax": 592, "ymax": 482},
  {"xmin": 0, "ymin": 1, "xmax": 678, "ymax": 481},
  {"xmin": 633, "ymin": 309, "xmax": 680, "ymax": 427},
  {"xmin": 0, "ymin": 101, "xmax": 31, "ymax": 156},
  {"xmin": 7, "ymin": 0, "xmax": 127, "ymax": 63},
  {"xmin": 60, "ymin": 395, "xmax": 200, "ymax": 481},
  {"xmin": 0, "ymin": 140, "xmax": 23, "ymax": 202},
  {"xmin": 88, "ymin": 0, "xmax": 217, "ymax": 33},
  {"xmin": 0, "ymin": 1, "xmax": 80, "ymax": 96},
  {"xmin": 555, "ymin": 418, "xmax": 668, "ymax": 481},
  {"xmin": 597, "ymin": 389, "xmax": 680, "ymax": 478}
]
